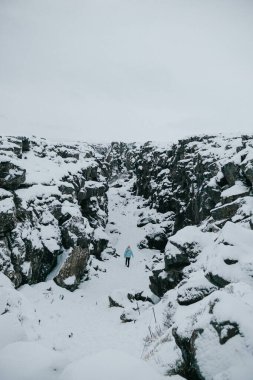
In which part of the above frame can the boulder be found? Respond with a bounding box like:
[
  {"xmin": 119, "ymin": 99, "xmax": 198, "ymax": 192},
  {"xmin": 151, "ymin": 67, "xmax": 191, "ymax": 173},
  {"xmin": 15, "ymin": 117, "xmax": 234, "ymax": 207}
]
[
  {"xmin": 137, "ymin": 216, "xmax": 158, "ymax": 227},
  {"xmin": 145, "ymin": 230, "xmax": 168, "ymax": 252},
  {"xmin": 0, "ymin": 158, "xmax": 26, "ymax": 190},
  {"xmin": 150, "ymin": 267, "xmax": 184, "ymax": 297},
  {"xmin": 210, "ymin": 200, "xmax": 241, "ymax": 221},
  {"xmin": 164, "ymin": 242, "xmax": 190, "ymax": 270},
  {"xmin": 61, "ymin": 216, "xmax": 93, "ymax": 249},
  {"xmin": 150, "ymin": 227, "xmax": 214, "ymax": 297},
  {"xmin": 79, "ymin": 181, "xmax": 108, "ymax": 200},
  {"xmin": 221, "ymin": 162, "xmax": 240, "ymax": 186},
  {"xmin": 21, "ymin": 137, "xmax": 30, "ymax": 152},
  {"xmin": 220, "ymin": 181, "xmax": 250, "ymax": 205},
  {"xmin": 210, "ymin": 320, "xmax": 240, "ymax": 345},
  {"xmin": 54, "ymin": 146, "xmax": 80, "ymax": 160},
  {"xmin": 54, "ymin": 246, "xmax": 90, "ymax": 291},
  {"xmin": 91, "ymin": 227, "xmax": 109, "ymax": 259},
  {"xmin": 0, "ymin": 138, "xmax": 23, "ymax": 158},
  {"xmin": 177, "ymin": 272, "xmax": 217, "ymax": 305}
]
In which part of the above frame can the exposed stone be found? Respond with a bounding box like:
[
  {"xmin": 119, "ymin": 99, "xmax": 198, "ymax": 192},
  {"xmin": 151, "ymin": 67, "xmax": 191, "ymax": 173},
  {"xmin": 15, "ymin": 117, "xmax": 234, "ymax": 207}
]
[
  {"xmin": 108, "ymin": 295, "xmax": 124, "ymax": 308},
  {"xmin": 120, "ymin": 312, "xmax": 135, "ymax": 323},
  {"xmin": 177, "ymin": 281, "xmax": 217, "ymax": 306},
  {"xmin": 0, "ymin": 158, "xmax": 26, "ymax": 190},
  {"xmin": 210, "ymin": 200, "xmax": 241, "ymax": 221},
  {"xmin": 0, "ymin": 197, "xmax": 16, "ymax": 235},
  {"xmin": 211, "ymin": 320, "xmax": 240, "ymax": 345},
  {"xmin": 150, "ymin": 267, "xmax": 184, "ymax": 297},
  {"xmin": 205, "ymin": 272, "xmax": 230, "ymax": 288},
  {"xmin": 54, "ymin": 246, "xmax": 90, "ymax": 291},
  {"xmin": 172, "ymin": 327, "xmax": 205, "ymax": 380},
  {"xmin": 145, "ymin": 230, "xmax": 168, "ymax": 252},
  {"xmin": 21, "ymin": 137, "xmax": 30, "ymax": 152},
  {"xmin": 137, "ymin": 216, "xmax": 158, "ymax": 227},
  {"xmin": 58, "ymin": 182, "xmax": 75, "ymax": 196},
  {"xmin": 127, "ymin": 290, "xmax": 153, "ymax": 304},
  {"xmin": 54, "ymin": 146, "xmax": 80, "ymax": 160},
  {"xmin": 244, "ymin": 163, "xmax": 253, "ymax": 185},
  {"xmin": 222, "ymin": 162, "xmax": 240, "ymax": 186},
  {"xmin": 224, "ymin": 258, "xmax": 238, "ymax": 265},
  {"xmin": 91, "ymin": 228, "xmax": 109, "ymax": 259}
]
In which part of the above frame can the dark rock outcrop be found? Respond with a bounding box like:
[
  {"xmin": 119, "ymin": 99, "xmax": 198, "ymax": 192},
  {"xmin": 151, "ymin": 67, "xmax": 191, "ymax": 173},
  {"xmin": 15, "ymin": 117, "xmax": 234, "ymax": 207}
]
[
  {"xmin": 133, "ymin": 136, "xmax": 253, "ymax": 233},
  {"xmin": 172, "ymin": 327, "xmax": 205, "ymax": 380},
  {"xmin": 0, "ymin": 136, "xmax": 109, "ymax": 289},
  {"xmin": 54, "ymin": 246, "xmax": 90, "ymax": 291},
  {"xmin": 0, "ymin": 158, "xmax": 26, "ymax": 190}
]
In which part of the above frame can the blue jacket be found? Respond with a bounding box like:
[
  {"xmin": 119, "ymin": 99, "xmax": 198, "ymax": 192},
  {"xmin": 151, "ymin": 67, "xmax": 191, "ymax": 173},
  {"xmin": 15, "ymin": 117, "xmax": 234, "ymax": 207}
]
[{"xmin": 124, "ymin": 247, "xmax": 134, "ymax": 258}]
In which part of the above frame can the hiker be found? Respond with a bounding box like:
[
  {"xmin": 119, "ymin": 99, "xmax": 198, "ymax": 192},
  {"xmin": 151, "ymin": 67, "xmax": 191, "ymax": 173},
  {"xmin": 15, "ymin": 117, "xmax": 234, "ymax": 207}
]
[{"xmin": 124, "ymin": 245, "xmax": 134, "ymax": 267}]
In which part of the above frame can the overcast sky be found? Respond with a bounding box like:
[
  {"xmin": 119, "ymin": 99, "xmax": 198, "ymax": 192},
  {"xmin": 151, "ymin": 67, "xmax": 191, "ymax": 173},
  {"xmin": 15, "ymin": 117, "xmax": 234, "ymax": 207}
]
[{"xmin": 0, "ymin": 0, "xmax": 252, "ymax": 142}]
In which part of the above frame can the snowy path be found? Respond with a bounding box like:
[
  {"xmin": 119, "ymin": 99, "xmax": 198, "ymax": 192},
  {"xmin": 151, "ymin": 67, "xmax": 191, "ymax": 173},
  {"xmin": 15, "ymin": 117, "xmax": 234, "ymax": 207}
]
[{"xmin": 18, "ymin": 184, "xmax": 162, "ymax": 377}]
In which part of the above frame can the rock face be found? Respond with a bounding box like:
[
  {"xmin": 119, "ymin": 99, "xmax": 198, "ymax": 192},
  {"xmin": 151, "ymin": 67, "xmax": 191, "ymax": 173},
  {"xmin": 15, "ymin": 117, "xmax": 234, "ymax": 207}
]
[
  {"xmin": 0, "ymin": 136, "xmax": 109, "ymax": 290},
  {"xmin": 122, "ymin": 135, "xmax": 253, "ymax": 379},
  {"xmin": 143, "ymin": 222, "xmax": 253, "ymax": 379},
  {"xmin": 54, "ymin": 246, "xmax": 90, "ymax": 291},
  {"xmin": 105, "ymin": 141, "xmax": 138, "ymax": 179},
  {"xmin": 149, "ymin": 226, "xmax": 214, "ymax": 297},
  {"xmin": 133, "ymin": 135, "xmax": 253, "ymax": 233},
  {"xmin": 0, "ymin": 158, "xmax": 26, "ymax": 190}
]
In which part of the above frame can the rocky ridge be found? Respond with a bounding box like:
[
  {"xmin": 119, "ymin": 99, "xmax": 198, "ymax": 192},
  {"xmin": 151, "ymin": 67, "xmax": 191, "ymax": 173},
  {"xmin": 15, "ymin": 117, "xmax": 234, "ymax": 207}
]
[
  {"xmin": 0, "ymin": 136, "xmax": 109, "ymax": 290},
  {"xmin": 106, "ymin": 134, "xmax": 253, "ymax": 379}
]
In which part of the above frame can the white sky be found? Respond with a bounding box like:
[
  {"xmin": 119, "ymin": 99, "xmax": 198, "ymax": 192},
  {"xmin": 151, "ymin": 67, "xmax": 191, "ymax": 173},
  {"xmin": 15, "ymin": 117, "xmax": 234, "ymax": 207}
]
[{"xmin": 0, "ymin": 0, "xmax": 252, "ymax": 142}]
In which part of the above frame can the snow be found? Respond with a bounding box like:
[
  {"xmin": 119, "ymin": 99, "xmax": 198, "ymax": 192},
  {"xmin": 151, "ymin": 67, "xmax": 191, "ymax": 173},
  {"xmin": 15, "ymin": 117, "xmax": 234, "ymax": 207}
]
[
  {"xmin": 0, "ymin": 197, "xmax": 15, "ymax": 213},
  {"xmin": 93, "ymin": 227, "xmax": 109, "ymax": 242},
  {"xmin": 0, "ymin": 188, "xmax": 13, "ymax": 199},
  {"xmin": 169, "ymin": 225, "xmax": 214, "ymax": 250},
  {"xmin": 221, "ymin": 181, "xmax": 249, "ymax": 198},
  {"xmin": 0, "ymin": 272, "xmax": 14, "ymax": 288},
  {"xmin": 64, "ymin": 276, "xmax": 76, "ymax": 286},
  {"xmin": 61, "ymin": 201, "xmax": 82, "ymax": 218},
  {"xmin": 0, "ymin": 313, "xmax": 27, "ymax": 350},
  {"xmin": 60, "ymin": 349, "xmax": 164, "ymax": 380},
  {"xmin": 21, "ymin": 261, "xmax": 31, "ymax": 276},
  {"xmin": 0, "ymin": 342, "xmax": 65, "ymax": 380},
  {"xmin": 19, "ymin": 139, "xmax": 97, "ymax": 187},
  {"xmin": 16, "ymin": 184, "xmax": 61, "ymax": 208}
]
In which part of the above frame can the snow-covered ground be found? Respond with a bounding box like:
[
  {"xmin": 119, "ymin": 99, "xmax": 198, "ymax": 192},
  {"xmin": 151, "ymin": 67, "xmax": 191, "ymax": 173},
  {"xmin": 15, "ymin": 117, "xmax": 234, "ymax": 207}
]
[{"xmin": 0, "ymin": 181, "xmax": 173, "ymax": 380}]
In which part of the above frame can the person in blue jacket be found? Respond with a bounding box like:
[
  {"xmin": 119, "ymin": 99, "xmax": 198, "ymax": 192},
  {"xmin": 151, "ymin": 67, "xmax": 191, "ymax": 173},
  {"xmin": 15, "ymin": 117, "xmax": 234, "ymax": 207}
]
[{"xmin": 124, "ymin": 245, "xmax": 134, "ymax": 267}]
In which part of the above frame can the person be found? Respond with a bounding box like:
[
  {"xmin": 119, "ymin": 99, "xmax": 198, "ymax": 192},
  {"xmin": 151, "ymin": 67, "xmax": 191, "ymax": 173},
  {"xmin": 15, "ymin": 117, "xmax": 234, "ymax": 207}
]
[{"xmin": 124, "ymin": 245, "xmax": 134, "ymax": 267}]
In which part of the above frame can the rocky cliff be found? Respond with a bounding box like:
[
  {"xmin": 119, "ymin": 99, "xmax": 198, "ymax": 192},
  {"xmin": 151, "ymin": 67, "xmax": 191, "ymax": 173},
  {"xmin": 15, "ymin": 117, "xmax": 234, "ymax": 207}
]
[
  {"xmin": 0, "ymin": 136, "xmax": 109, "ymax": 290},
  {"xmin": 132, "ymin": 135, "xmax": 253, "ymax": 252},
  {"xmin": 127, "ymin": 135, "xmax": 253, "ymax": 379}
]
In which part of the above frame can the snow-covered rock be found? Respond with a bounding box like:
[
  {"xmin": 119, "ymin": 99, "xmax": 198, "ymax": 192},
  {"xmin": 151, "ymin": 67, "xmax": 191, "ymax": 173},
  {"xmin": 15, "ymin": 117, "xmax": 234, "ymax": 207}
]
[
  {"xmin": 133, "ymin": 135, "xmax": 253, "ymax": 232},
  {"xmin": 0, "ymin": 136, "xmax": 109, "ymax": 289},
  {"xmin": 144, "ymin": 222, "xmax": 253, "ymax": 378}
]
